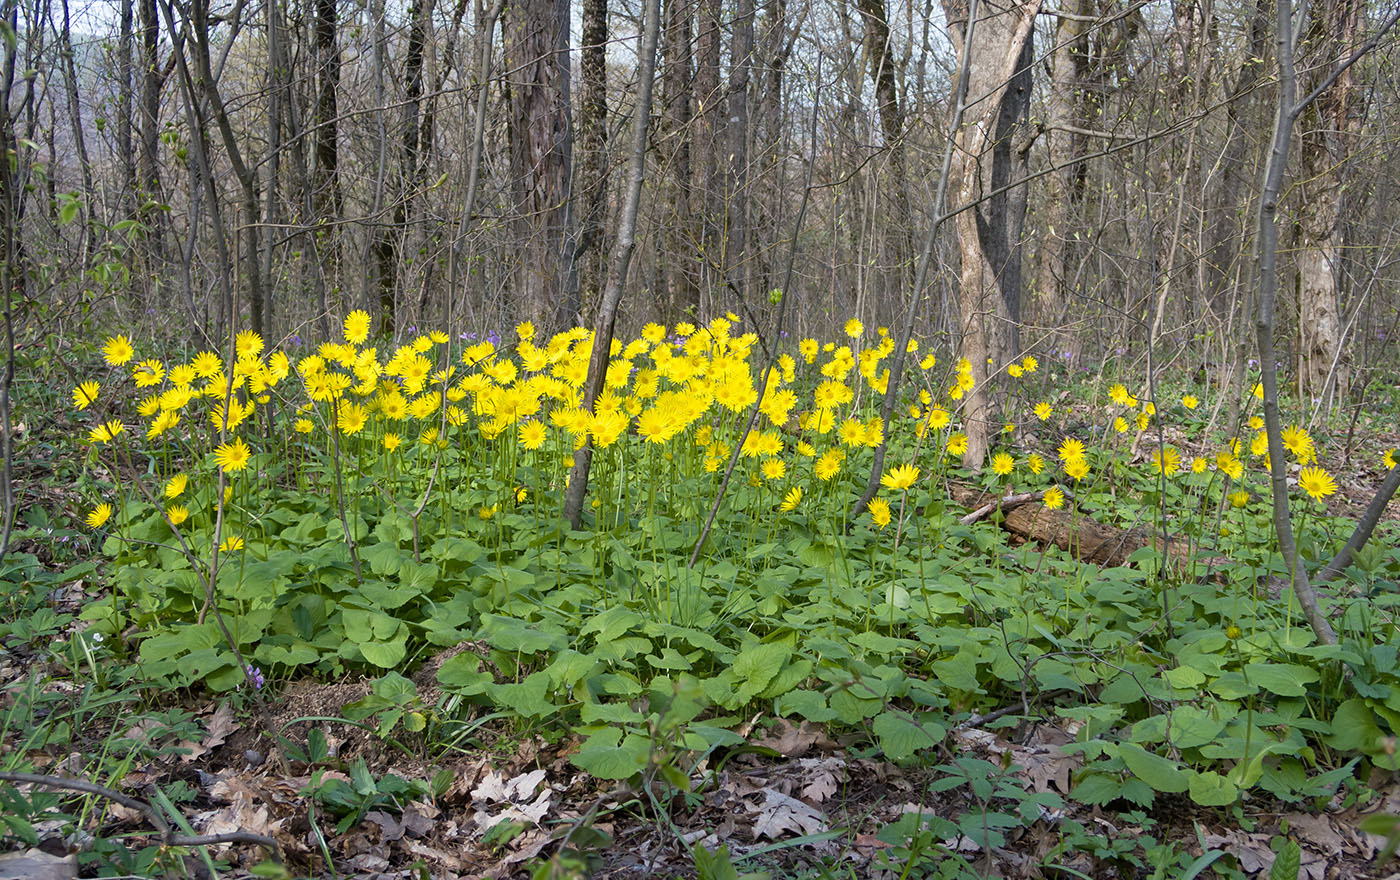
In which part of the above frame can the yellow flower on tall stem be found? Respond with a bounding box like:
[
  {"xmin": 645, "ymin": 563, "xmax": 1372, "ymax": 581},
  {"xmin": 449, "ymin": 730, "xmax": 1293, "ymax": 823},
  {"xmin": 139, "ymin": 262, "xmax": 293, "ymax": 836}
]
[
  {"xmin": 102, "ymin": 335, "xmax": 134, "ymax": 366},
  {"xmin": 85, "ymin": 503, "xmax": 113, "ymax": 528},
  {"xmin": 213, "ymin": 437, "xmax": 252, "ymax": 473},
  {"xmin": 1298, "ymin": 466, "xmax": 1337, "ymax": 502},
  {"xmin": 72, "ymin": 381, "xmax": 99, "ymax": 410}
]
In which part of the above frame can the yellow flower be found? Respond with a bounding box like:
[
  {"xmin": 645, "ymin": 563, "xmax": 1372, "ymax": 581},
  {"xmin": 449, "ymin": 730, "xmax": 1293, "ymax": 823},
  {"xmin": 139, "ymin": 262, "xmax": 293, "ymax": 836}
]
[
  {"xmin": 165, "ymin": 473, "xmax": 188, "ymax": 498},
  {"xmin": 516, "ymin": 320, "xmax": 536, "ymax": 341},
  {"xmin": 478, "ymin": 504, "xmax": 497, "ymax": 520},
  {"xmin": 1065, "ymin": 458, "xmax": 1090, "ymax": 481},
  {"xmin": 132, "ymin": 359, "xmax": 165, "ymax": 388},
  {"xmin": 844, "ymin": 319, "xmax": 863, "ymax": 338},
  {"xmin": 1008, "ymin": 364, "xmax": 1024, "ymax": 378},
  {"xmin": 72, "ymin": 381, "xmax": 100, "ymax": 410},
  {"xmin": 1181, "ymin": 394, "xmax": 1199, "ymax": 410},
  {"xmin": 235, "ymin": 330, "xmax": 264, "ymax": 359},
  {"xmin": 1058, "ymin": 437, "xmax": 1085, "ymax": 463},
  {"xmin": 213, "ymin": 437, "xmax": 252, "ymax": 473},
  {"xmin": 1229, "ymin": 490, "xmax": 1250, "ymax": 508},
  {"xmin": 1043, "ymin": 486, "xmax": 1064, "ymax": 510},
  {"xmin": 166, "ymin": 505, "xmax": 189, "ymax": 526},
  {"xmin": 344, "ymin": 310, "xmax": 371, "ymax": 344},
  {"xmin": 383, "ymin": 433, "xmax": 402, "ymax": 451},
  {"xmin": 947, "ymin": 433, "xmax": 968, "ymax": 456},
  {"xmin": 1027, "ymin": 453, "xmax": 1044, "ymax": 475},
  {"xmin": 1150, "ymin": 447, "xmax": 1180, "ymax": 477},
  {"xmin": 1109, "ymin": 384, "xmax": 1136, "ymax": 407},
  {"xmin": 881, "ymin": 464, "xmax": 920, "ymax": 491},
  {"xmin": 219, "ymin": 535, "xmax": 245, "ymax": 553},
  {"xmin": 1385, "ymin": 448, "xmax": 1397, "ymax": 470},
  {"xmin": 1281, "ymin": 425, "xmax": 1315, "ymax": 463},
  {"xmin": 1113, "ymin": 417, "xmax": 1129, "ymax": 434},
  {"xmin": 191, "ymin": 351, "xmax": 222, "ymax": 378},
  {"xmin": 1252, "ymin": 382, "xmax": 1264, "ymax": 400},
  {"xmin": 1217, "ymin": 451, "xmax": 1244, "ymax": 480},
  {"xmin": 761, "ymin": 459, "xmax": 786, "ymax": 481},
  {"xmin": 85, "ymin": 502, "xmax": 113, "ymax": 528},
  {"xmin": 1034, "ymin": 402, "xmax": 1052, "ymax": 421},
  {"xmin": 927, "ymin": 408, "xmax": 950, "ymax": 430},
  {"xmin": 1298, "ymin": 466, "xmax": 1337, "ymax": 501},
  {"xmin": 814, "ymin": 450, "xmax": 843, "ymax": 481},
  {"xmin": 991, "ymin": 452, "xmax": 1014, "ymax": 476},
  {"xmin": 88, "ymin": 420, "xmax": 124, "ymax": 444},
  {"xmin": 294, "ymin": 418, "xmax": 314, "ymax": 434},
  {"xmin": 1225, "ymin": 625, "xmax": 1242, "ymax": 640},
  {"xmin": 780, "ymin": 486, "xmax": 802, "ymax": 512},
  {"xmin": 146, "ymin": 410, "xmax": 180, "ymax": 439},
  {"xmin": 102, "ymin": 335, "xmax": 134, "ymax": 366},
  {"xmin": 1021, "ymin": 355, "xmax": 1038, "ymax": 373},
  {"xmin": 868, "ymin": 498, "xmax": 892, "ymax": 530},
  {"xmin": 337, "ymin": 402, "xmax": 369, "ymax": 435},
  {"xmin": 1191, "ymin": 457, "xmax": 1209, "ymax": 474},
  {"xmin": 1136, "ymin": 412, "xmax": 1151, "ymax": 431}
]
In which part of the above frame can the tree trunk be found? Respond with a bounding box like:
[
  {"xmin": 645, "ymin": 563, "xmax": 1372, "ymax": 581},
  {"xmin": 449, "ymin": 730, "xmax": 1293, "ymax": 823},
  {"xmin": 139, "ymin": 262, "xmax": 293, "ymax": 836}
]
[
  {"xmin": 693, "ymin": 0, "xmax": 723, "ymax": 299},
  {"xmin": 506, "ymin": 0, "xmax": 574, "ymax": 330},
  {"xmin": 1036, "ymin": 0, "xmax": 1089, "ymax": 355},
  {"xmin": 573, "ymin": 0, "xmax": 608, "ymax": 315},
  {"xmin": 661, "ymin": 0, "xmax": 697, "ymax": 320},
  {"xmin": 1295, "ymin": 0, "xmax": 1360, "ymax": 402},
  {"xmin": 856, "ymin": 0, "xmax": 913, "ymax": 295},
  {"xmin": 942, "ymin": 0, "xmax": 1038, "ymax": 470},
  {"xmin": 727, "ymin": 0, "xmax": 754, "ymax": 293}
]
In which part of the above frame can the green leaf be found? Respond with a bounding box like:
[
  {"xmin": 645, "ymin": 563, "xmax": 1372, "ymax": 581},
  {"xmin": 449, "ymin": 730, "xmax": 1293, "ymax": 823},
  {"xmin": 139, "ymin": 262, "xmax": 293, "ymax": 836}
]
[
  {"xmin": 1169, "ymin": 705, "xmax": 1227, "ymax": 750},
  {"xmin": 477, "ymin": 614, "xmax": 565, "ymax": 654},
  {"xmin": 359, "ymin": 638, "xmax": 407, "ymax": 668},
  {"xmin": 571, "ymin": 727, "xmax": 650, "ymax": 780},
  {"xmin": 872, "ymin": 711, "xmax": 945, "ymax": 762},
  {"xmin": 777, "ymin": 690, "xmax": 836, "ymax": 723},
  {"xmin": 362, "ymin": 541, "xmax": 406, "ymax": 577},
  {"xmin": 1117, "ymin": 743, "xmax": 1189, "ymax": 793},
  {"xmin": 1243, "ymin": 663, "xmax": 1318, "ymax": 697},
  {"xmin": 1187, "ymin": 770, "xmax": 1239, "ymax": 806},
  {"xmin": 1069, "ymin": 772, "xmax": 1124, "ymax": 806},
  {"xmin": 1270, "ymin": 838, "xmax": 1301, "ymax": 880},
  {"xmin": 437, "ymin": 654, "xmax": 492, "ymax": 694}
]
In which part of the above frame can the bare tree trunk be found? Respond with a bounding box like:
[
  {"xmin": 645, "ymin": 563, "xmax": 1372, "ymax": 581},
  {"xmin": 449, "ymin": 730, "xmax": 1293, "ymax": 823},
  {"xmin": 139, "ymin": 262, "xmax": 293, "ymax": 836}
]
[
  {"xmin": 312, "ymin": 0, "xmax": 340, "ymax": 331},
  {"xmin": 506, "ymin": 0, "xmax": 574, "ymax": 330},
  {"xmin": 857, "ymin": 0, "xmax": 913, "ymax": 294},
  {"xmin": 563, "ymin": 0, "xmax": 662, "ymax": 528},
  {"xmin": 693, "ymin": 0, "xmax": 723, "ymax": 299},
  {"xmin": 117, "ymin": 0, "xmax": 134, "ymax": 208},
  {"xmin": 661, "ymin": 0, "xmax": 697, "ymax": 319},
  {"xmin": 1036, "ymin": 0, "xmax": 1089, "ymax": 353},
  {"xmin": 571, "ymin": 0, "xmax": 608, "ymax": 315},
  {"xmin": 942, "ymin": 0, "xmax": 1039, "ymax": 470},
  {"xmin": 1296, "ymin": 0, "xmax": 1360, "ymax": 401},
  {"xmin": 727, "ymin": 0, "xmax": 754, "ymax": 294},
  {"xmin": 55, "ymin": 0, "xmax": 94, "ymax": 258}
]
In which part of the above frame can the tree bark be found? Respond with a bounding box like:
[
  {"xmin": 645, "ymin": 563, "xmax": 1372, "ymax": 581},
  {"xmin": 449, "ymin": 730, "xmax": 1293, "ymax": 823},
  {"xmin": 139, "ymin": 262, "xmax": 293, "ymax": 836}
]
[
  {"xmin": 563, "ymin": 0, "xmax": 662, "ymax": 528},
  {"xmin": 661, "ymin": 0, "xmax": 697, "ymax": 320},
  {"xmin": 505, "ymin": 0, "xmax": 574, "ymax": 330},
  {"xmin": 572, "ymin": 0, "xmax": 608, "ymax": 314},
  {"xmin": 857, "ymin": 0, "xmax": 913, "ymax": 294},
  {"xmin": 941, "ymin": 0, "xmax": 1039, "ymax": 470}
]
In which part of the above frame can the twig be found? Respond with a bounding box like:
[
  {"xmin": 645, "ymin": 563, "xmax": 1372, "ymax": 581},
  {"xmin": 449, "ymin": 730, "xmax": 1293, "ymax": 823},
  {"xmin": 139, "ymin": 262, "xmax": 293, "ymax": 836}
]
[
  {"xmin": 0, "ymin": 771, "xmax": 283, "ymax": 859},
  {"xmin": 958, "ymin": 490, "xmax": 1047, "ymax": 525}
]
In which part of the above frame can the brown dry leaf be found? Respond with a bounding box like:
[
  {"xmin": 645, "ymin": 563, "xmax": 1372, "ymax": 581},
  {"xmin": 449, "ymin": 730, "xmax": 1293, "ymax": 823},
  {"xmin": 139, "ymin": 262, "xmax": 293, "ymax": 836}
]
[
  {"xmin": 798, "ymin": 757, "xmax": 846, "ymax": 803},
  {"xmin": 749, "ymin": 788, "xmax": 828, "ymax": 840},
  {"xmin": 179, "ymin": 704, "xmax": 239, "ymax": 764},
  {"xmin": 758, "ymin": 719, "xmax": 836, "ymax": 757},
  {"xmin": 1283, "ymin": 812, "xmax": 1347, "ymax": 857}
]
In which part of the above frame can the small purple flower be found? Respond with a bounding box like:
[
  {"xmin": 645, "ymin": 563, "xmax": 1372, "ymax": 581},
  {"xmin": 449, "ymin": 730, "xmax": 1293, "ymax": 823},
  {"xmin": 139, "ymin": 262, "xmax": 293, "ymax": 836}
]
[
  {"xmin": 459, "ymin": 332, "xmax": 472, "ymax": 340},
  {"xmin": 1248, "ymin": 358, "xmax": 1258, "ymax": 368},
  {"xmin": 407, "ymin": 325, "xmax": 417, "ymax": 335},
  {"xmin": 487, "ymin": 331, "xmax": 501, "ymax": 346},
  {"xmin": 245, "ymin": 665, "xmax": 265, "ymax": 689},
  {"xmin": 289, "ymin": 335, "xmax": 303, "ymax": 347}
]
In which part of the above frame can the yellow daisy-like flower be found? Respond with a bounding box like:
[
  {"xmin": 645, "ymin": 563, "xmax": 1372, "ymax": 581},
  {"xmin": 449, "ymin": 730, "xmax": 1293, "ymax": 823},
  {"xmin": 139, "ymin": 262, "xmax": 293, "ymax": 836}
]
[
  {"xmin": 868, "ymin": 498, "xmax": 892, "ymax": 530},
  {"xmin": 947, "ymin": 433, "xmax": 969, "ymax": 456},
  {"xmin": 478, "ymin": 504, "xmax": 497, "ymax": 521},
  {"xmin": 880, "ymin": 463, "xmax": 920, "ymax": 492},
  {"xmin": 191, "ymin": 351, "xmax": 222, "ymax": 378},
  {"xmin": 213, "ymin": 437, "xmax": 252, "ymax": 473},
  {"xmin": 1181, "ymin": 394, "xmax": 1199, "ymax": 410},
  {"xmin": 780, "ymin": 486, "xmax": 802, "ymax": 512},
  {"xmin": 1027, "ymin": 453, "xmax": 1044, "ymax": 475},
  {"xmin": 1252, "ymin": 382, "xmax": 1264, "ymax": 400},
  {"xmin": 1008, "ymin": 364, "xmax": 1024, "ymax": 379},
  {"xmin": 85, "ymin": 502, "xmax": 113, "ymax": 528},
  {"xmin": 1385, "ymin": 448, "xmax": 1397, "ymax": 470},
  {"xmin": 1113, "ymin": 417, "xmax": 1129, "ymax": 434},
  {"xmin": 132, "ymin": 359, "xmax": 165, "ymax": 387},
  {"xmin": 761, "ymin": 459, "xmax": 786, "ymax": 481},
  {"xmin": 235, "ymin": 330, "xmax": 264, "ymax": 359},
  {"xmin": 102, "ymin": 335, "xmax": 134, "ymax": 366},
  {"xmin": 344, "ymin": 310, "xmax": 371, "ymax": 345},
  {"xmin": 1281, "ymin": 425, "xmax": 1315, "ymax": 463},
  {"xmin": 1065, "ymin": 457, "xmax": 1090, "ymax": 481},
  {"xmin": 927, "ymin": 408, "xmax": 950, "ymax": 430},
  {"xmin": 1058, "ymin": 437, "xmax": 1086, "ymax": 463},
  {"xmin": 814, "ymin": 450, "xmax": 843, "ymax": 481},
  {"xmin": 991, "ymin": 452, "xmax": 1014, "ymax": 476},
  {"xmin": 165, "ymin": 473, "xmax": 188, "ymax": 498},
  {"xmin": 294, "ymin": 418, "xmax": 314, "ymax": 434},
  {"xmin": 1109, "ymin": 384, "xmax": 1136, "ymax": 407},
  {"xmin": 844, "ymin": 319, "xmax": 863, "ymax": 338},
  {"xmin": 72, "ymin": 381, "xmax": 100, "ymax": 410},
  {"xmin": 1021, "ymin": 355, "xmax": 1038, "ymax": 373},
  {"xmin": 1191, "ymin": 457, "xmax": 1209, "ymax": 474},
  {"xmin": 1150, "ymin": 446, "xmax": 1180, "ymax": 477},
  {"xmin": 1298, "ymin": 466, "xmax": 1337, "ymax": 501},
  {"xmin": 88, "ymin": 420, "xmax": 125, "ymax": 444},
  {"xmin": 166, "ymin": 505, "xmax": 189, "ymax": 526},
  {"xmin": 1229, "ymin": 490, "xmax": 1250, "ymax": 508},
  {"xmin": 1034, "ymin": 402, "xmax": 1052, "ymax": 421},
  {"xmin": 219, "ymin": 535, "xmax": 245, "ymax": 553},
  {"xmin": 519, "ymin": 421, "xmax": 547, "ymax": 450},
  {"xmin": 1043, "ymin": 486, "xmax": 1064, "ymax": 510},
  {"xmin": 383, "ymin": 433, "xmax": 402, "ymax": 451}
]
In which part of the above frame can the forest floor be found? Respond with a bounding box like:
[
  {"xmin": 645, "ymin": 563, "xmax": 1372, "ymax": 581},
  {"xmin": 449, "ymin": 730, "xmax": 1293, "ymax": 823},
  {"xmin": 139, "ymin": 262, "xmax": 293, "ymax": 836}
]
[{"xmin": 6, "ymin": 340, "xmax": 1400, "ymax": 879}]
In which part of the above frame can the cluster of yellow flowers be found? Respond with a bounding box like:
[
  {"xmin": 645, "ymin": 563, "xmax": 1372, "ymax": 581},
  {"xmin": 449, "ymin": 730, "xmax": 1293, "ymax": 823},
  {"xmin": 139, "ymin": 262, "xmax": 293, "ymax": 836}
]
[{"xmin": 73, "ymin": 310, "xmax": 1369, "ymax": 540}]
